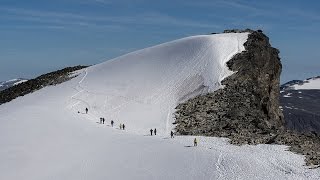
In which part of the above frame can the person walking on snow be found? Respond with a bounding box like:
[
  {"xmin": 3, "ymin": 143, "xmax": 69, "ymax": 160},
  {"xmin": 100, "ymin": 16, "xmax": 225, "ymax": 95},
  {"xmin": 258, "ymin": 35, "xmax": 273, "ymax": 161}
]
[
  {"xmin": 154, "ymin": 128, "xmax": 157, "ymax": 135},
  {"xmin": 194, "ymin": 138, "xmax": 198, "ymax": 147},
  {"xmin": 111, "ymin": 120, "xmax": 114, "ymax": 127},
  {"xmin": 120, "ymin": 124, "xmax": 122, "ymax": 130},
  {"xmin": 85, "ymin": 108, "xmax": 88, "ymax": 114},
  {"xmin": 171, "ymin": 131, "xmax": 174, "ymax": 138},
  {"xmin": 122, "ymin": 124, "xmax": 125, "ymax": 130},
  {"xmin": 150, "ymin": 129, "xmax": 153, "ymax": 136},
  {"xmin": 100, "ymin": 118, "xmax": 102, "ymax": 124},
  {"xmin": 102, "ymin": 118, "xmax": 105, "ymax": 124}
]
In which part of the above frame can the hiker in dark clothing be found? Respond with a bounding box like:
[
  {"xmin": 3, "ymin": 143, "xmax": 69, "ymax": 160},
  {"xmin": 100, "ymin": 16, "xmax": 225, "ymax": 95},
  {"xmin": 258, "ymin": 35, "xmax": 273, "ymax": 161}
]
[
  {"xmin": 194, "ymin": 138, "xmax": 198, "ymax": 147},
  {"xmin": 154, "ymin": 128, "xmax": 157, "ymax": 135},
  {"xmin": 122, "ymin": 124, "xmax": 125, "ymax": 130},
  {"xmin": 120, "ymin": 124, "xmax": 122, "ymax": 130},
  {"xmin": 171, "ymin": 131, "xmax": 174, "ymax": 138},
  {"xmin": 100, "ymin": 118, "xmax": 102, "ymax": 124},
  {"xmin": 111, "ymin": 120, "xmax": 114, "ymax": 127},
  {"xmin": 85, "ymin": 108, "xmax": 88, "ymax": 114},
  {"xmin": 150, "ymin": 129, "xmax": 153, "ymax": 136},
  {"xmin": 102, "ymin": 118, "xmax": 105, "ymax": 124}
]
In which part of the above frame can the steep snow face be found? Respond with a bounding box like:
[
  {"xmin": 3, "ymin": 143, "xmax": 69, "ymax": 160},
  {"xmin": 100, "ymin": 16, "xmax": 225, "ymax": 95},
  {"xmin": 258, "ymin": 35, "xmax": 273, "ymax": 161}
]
[
  {"xmin": 290, "ymin": 77, "xmax": 320, "ymax": 90},
  {"xmin": 76, "ymin": 33, "xmax": 248, "ymax": 134}
]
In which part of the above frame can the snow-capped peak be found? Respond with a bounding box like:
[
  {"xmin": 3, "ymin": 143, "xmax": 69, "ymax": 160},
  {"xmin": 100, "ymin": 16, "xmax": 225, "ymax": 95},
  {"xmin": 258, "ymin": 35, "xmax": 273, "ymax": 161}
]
[{"xmin": 282, "ymin": 76, "xmax": 320, "ymax": 90}]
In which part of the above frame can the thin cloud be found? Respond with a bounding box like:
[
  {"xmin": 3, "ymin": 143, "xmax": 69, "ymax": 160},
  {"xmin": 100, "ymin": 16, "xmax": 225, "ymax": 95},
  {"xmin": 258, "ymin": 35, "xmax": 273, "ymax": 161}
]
[{"xmin": 0, "ymin": 7, "xmax": 219, "ymax": 30}]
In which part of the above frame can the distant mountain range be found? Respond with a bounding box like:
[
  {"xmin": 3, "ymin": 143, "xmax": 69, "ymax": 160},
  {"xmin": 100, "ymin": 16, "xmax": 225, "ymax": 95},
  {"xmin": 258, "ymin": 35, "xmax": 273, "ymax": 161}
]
[
  {"xmin": 280, "ymin": 76, "xmax": 320, "ymax": 134},
  {"xmin": 281, "ymin": 76, "xmax": 320, "ymax": 91},
  {"xmin": 0, "ymin": 78, "xmax": 28, "ymax": 91}
]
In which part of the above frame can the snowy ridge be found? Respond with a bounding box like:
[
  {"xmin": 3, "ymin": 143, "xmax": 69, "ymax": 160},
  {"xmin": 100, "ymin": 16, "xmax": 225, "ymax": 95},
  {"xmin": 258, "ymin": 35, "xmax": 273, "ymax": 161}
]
[
  {"xmin": 71, "ymin": 33, "xmax": 248, "ymax": 134},
  {"xmin": 1, "ymin": 33, "xmax": 320, "ymax": 179}
]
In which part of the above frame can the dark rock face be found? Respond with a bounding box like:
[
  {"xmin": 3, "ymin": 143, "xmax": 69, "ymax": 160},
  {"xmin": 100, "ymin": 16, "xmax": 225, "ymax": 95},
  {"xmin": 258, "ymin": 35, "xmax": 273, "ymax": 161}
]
[
  {"xmin": 0, "ymin": 65, "xmax": 87, "ymax": 105},
  {"xmin": 175, "ymin": 30, "xmax": 284, "ymax": 144}
]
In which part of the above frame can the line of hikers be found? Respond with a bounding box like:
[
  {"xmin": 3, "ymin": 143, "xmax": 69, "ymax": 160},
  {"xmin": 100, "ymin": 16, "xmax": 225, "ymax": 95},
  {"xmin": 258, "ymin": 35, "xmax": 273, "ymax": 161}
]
[{"xmin": 83, "ymin": 108, "xmax": 198, "ymax": 146}]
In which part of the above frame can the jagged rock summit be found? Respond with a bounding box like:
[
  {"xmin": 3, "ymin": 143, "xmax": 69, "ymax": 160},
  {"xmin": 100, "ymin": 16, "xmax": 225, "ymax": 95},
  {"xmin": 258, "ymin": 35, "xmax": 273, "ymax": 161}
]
[
  {"xmin": 175, "ymin": 29, "xmax": 284, "ymax": 144},
  {"xmin": 175, "ymin": 29, "xmax": 320, "ymax": 167}
]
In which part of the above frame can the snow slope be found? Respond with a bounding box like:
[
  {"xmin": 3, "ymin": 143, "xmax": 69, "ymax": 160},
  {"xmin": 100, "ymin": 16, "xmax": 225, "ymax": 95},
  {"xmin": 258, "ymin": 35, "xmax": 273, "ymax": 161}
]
[
  {"xmin": 74, "ymin": 33, "xmax": 248, "ymax": 135},
  {"xmin": 1, "ymin": 33, "xmax": 320, "ymax": 179}
]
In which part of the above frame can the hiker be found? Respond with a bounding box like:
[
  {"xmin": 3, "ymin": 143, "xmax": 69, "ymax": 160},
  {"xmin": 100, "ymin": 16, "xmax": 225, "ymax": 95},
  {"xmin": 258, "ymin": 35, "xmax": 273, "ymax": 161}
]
[
  {"xmin": 100, "ymin": 118, "xmax": 102, "ymax": 124},
  {"xmin": 154, "ymin": 128, "xmax": 157, "ymax": 135},
  {"xmin": 122, "ymin": 124, "xmax": 125, "ymax": 130},
  {"xmin": 120, "ymin": 123, "xmax": 122, "ymax": 130},
  {"xmin": 111, "ymin": 120, "xmax": 114, "ymax": 127},
  {"xmin": 171, "ymin": 131, "xmax": 174, "ymax": 138},
  {"xmin": 102, "ymin": 118, "xmax": 105, "ymax": 124},
  {"xmin": 194, "ymin": 138, "xmax": 198, "ymax": 147},
  {"xmin": 85, "ymin": 108, "xmax": 88, "ymax": 114},
  {"xmin": 150, "ymin": 129, "xmax": 153, "ymax": 136}
]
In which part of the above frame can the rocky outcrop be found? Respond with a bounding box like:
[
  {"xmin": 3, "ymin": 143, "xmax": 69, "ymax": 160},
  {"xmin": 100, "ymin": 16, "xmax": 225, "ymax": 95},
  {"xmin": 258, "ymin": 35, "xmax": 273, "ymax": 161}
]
[
  {"xmin": 0, "ymin": 65, "xmax": 87, "ymax": 105},
  {"xmin": 175, "ymin": 30, "xmax": 283, "ymax": 144},
  {"xmin": 174, "ymin": 30, "xmax": 320, "ymax": 167}
]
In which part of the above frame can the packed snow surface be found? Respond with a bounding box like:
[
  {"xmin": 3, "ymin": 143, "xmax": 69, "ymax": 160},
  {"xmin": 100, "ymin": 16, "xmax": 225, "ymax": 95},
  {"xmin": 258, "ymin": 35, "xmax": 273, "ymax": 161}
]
[
  {"xmin": 1, "ymin": 33, "xmax": 319, "ymax": 179},
  {"xmin": 292, "ymin": 77, "xmax": 320, "ymax": 90},
  {"xmin": 79, "ymin": 33, "xmax": 249, "ymax": 134}
]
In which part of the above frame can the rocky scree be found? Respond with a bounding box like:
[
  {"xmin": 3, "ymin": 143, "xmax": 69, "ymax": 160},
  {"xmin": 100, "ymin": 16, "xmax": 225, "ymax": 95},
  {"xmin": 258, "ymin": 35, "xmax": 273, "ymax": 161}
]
[
  {"xmin": 0, "ymin": 65, "xmax": 88, "ymax": 105},
  {"xmin": 174, "ymin": 29, "xmax": 320, "ymax": 167}
]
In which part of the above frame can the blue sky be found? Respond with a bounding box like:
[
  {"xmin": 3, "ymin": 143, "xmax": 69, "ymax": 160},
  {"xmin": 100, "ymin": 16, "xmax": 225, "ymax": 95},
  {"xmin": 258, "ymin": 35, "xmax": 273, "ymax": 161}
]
[{"xmin": 0, "ymin": 0, "xmax": 319, "ymax": 83}]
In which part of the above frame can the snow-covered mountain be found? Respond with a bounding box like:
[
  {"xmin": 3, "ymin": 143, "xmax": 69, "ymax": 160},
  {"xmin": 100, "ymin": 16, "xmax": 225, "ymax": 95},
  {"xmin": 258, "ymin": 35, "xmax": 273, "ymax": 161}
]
[
  {"xmin": 281, "ymin": 76, "xmax": 320, "ymax": 90},
  {"xmin": 1, "ymin": 32, "xmax": 319, "ymax": 180},
  {"xmin": 280, "ymin": 76, "xmax": 320, "ymax": 133},
  {"xmin": 0, "ymin": 78, "xmax": 27, "ymax": 91}
]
